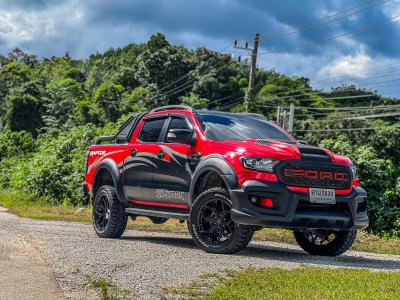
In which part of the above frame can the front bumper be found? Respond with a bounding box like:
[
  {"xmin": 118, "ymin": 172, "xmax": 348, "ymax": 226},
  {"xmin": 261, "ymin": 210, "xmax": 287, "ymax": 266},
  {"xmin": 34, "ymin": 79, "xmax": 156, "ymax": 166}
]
[{"xmin": 230, "ymin": 180, "xmax": 368, "ymax": 230}]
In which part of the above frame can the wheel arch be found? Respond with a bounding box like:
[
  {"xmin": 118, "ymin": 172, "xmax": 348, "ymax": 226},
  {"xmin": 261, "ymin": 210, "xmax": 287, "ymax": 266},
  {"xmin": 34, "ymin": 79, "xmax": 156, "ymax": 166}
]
[
  {"xmin": 92, "ymin": 158, "xmax": 127, "ymax": 204},
  {"xmin": 189, "ymin": 155, "xmax": 238, "ymax": 207}
]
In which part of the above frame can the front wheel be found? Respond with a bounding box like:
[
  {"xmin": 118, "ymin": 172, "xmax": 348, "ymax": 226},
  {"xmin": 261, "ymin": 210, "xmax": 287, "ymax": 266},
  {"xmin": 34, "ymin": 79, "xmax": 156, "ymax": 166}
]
[
  {"xmin": 294, "ymin": 229, "xmax": 356, "ymax": 256},
  {"xmin": 188, "ymin": 187, "xmax": 254, "ymax": 254},
  {"xmin": 93, "ymin": 185, "xmax": 128, "ymax": 238}
]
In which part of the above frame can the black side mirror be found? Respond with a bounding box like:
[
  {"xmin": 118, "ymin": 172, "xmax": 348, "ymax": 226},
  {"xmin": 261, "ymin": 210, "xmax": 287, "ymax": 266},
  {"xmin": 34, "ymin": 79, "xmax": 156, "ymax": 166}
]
[
  {"xmin": 166, "ymin": 129, "xmax": 196, "ymax": 145},
  {"xmin": 298, "ymin": 140, "xmax": 308, "ymax": 145}
]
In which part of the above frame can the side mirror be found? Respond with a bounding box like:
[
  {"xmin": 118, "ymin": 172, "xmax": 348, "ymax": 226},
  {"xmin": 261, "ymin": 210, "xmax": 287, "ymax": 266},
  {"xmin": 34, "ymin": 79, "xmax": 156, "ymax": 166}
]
[
  {"xmin": 166, "ymin": 129, "xmax": 196, "ymax": 145},
  {"xmin": 298, "ymin": 140, "xmax": 308, "ymax": 145}
]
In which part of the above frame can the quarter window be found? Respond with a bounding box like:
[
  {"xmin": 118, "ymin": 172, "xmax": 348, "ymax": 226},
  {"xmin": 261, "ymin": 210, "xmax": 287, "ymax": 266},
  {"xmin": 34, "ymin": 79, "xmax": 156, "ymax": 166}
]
[{"xmin": 168, "ymin": 117, "xmax": 190, "ymax": 131}]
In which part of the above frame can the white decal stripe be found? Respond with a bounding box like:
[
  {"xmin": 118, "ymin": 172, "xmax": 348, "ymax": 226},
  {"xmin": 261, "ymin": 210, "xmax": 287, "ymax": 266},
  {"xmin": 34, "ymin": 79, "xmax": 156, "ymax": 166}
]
[{"xmin": 87, "ymin": 149, "xmax": 125, "ymax": 173}]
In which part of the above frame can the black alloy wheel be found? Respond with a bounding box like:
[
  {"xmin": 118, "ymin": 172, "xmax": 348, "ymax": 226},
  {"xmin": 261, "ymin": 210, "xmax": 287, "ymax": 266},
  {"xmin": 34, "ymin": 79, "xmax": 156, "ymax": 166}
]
[
  {"xmin": 294, "ymin": 229, "xmax": 357, "ymax": 256},
  {"xmin": 196, "ymin": 197, "xmax": 235, "ymax": 245},
  {"xmin": 92, "ymin": 185, "xmax": 128, "ymax": 238},
  {"xmin": 189, "ymin": 187, "xmax": 254, "ymax": 254},
  {"xmin": 94, "ymin": 194, "xmax": 110, "ymax": 232}
]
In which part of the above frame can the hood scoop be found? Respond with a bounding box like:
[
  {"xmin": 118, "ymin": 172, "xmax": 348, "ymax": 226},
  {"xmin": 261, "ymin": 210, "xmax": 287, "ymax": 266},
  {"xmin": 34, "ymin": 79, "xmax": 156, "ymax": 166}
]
[
  {"xmin": 255, "ymin": 139, "xmax": 271, "ymax": 146},
  {"xmin": 298, "ymin": 144, "xmax": 331, "ymax": 162}
]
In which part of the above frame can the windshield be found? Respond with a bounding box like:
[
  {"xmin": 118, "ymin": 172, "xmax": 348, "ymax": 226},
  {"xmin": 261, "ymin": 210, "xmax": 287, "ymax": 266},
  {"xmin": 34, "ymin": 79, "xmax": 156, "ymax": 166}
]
[{"xmin": 195, "ymin": 112, "xmax": 295, "ymax": 142}]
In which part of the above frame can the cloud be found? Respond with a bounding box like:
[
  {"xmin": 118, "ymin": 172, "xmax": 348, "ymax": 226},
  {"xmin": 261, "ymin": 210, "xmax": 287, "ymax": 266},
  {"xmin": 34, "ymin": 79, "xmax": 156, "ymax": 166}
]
[
  {"xmin": 0, "ymin": 0, "xmax": 398, "ymax": 97},
  {"xmin": 317, "ymin": 50, "xmax": 372, "ymax": 79}
]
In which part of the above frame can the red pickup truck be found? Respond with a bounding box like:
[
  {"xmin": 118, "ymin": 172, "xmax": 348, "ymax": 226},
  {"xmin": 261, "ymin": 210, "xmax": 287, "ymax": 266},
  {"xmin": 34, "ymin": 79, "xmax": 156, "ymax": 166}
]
[{"xmin": 83, "ymin": 105, "xmax": 368, "ymax": 256}]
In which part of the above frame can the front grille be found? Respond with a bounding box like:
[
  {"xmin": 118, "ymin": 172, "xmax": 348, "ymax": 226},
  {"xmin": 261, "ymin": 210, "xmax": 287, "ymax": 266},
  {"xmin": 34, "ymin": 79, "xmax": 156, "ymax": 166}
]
[{"xmin": 276, "ymin": 161, "xmax": 352, "ymax": 189}]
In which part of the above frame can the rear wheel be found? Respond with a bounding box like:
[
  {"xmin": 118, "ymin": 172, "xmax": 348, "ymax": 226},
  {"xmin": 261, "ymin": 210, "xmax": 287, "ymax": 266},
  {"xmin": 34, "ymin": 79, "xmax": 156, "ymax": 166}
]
[
  {"xmin": 294, "ymin": 229, "xmax": 356, "ymax": 256},
  {"xmin": 189, "ymin": 187, "xmax": 254, "ymax": 254},
  {"xmin": 93, "ymin": 185, "xmax": 128, "ymax": 238}
]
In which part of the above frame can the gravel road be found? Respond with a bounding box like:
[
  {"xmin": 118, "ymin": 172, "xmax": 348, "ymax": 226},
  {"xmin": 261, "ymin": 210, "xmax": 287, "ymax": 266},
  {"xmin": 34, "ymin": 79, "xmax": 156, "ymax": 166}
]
[{"xmin": 1, "ymin": 207, "xmax": 400, "ymax": 299}]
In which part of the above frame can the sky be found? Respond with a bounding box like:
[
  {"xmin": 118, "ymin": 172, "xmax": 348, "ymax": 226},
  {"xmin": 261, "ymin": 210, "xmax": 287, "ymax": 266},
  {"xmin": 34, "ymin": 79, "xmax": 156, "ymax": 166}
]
[{"xmin": 0, "ymin": 0, "xmax": 399, "ymax": 98}]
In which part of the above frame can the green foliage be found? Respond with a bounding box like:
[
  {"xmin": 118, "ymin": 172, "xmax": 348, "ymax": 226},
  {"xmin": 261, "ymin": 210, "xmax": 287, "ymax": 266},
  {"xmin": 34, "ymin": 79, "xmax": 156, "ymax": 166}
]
[
  {"xmin": 94, "ymin": 81, "xmax": 124, "ymax": 122},
  {"xmin": 5, "ymin": 94, "xmax": 42, "ymax": 134},
  {"xmin": 320, "ymin": 136, "xmax": 400, "ymax": 236},
  {"xmin": 0, "ymin": 124, "xmax": 115, "ymax": 205},
  {"xmin": 179, "ymin": 92, "xmax": 209, "ymax": 109},
  {"xmin": 0, "ymin": 130, "xmax": 36, "ymax": 158}
]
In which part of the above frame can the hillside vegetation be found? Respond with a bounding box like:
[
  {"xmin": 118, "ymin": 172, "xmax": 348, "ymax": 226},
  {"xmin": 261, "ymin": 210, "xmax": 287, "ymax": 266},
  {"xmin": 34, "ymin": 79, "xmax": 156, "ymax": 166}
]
[{"xmin": 0, "ymin": 33, "xmax": 399, "ymax": 236}]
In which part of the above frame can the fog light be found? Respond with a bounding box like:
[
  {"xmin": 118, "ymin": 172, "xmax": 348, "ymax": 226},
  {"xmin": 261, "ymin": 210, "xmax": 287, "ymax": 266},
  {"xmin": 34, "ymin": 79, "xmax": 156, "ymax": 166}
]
[
  {"xmin": 260, "ymin": 197, "xmax": 273, "ymax": 208},
  {"xmin": 250, "ymin": 196, "xmax": 258, "ymax": 204}
]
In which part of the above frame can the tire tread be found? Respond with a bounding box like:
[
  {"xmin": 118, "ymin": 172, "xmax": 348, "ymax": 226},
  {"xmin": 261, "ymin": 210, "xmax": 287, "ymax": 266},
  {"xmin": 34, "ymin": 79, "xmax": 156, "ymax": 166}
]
[
  {"xmin": 189, "ymin": 187, "xmax": 253, "ymax": 254},
  {"xmin": 93, "ymin": 185, "xmax": 127, "ymax": 238}
]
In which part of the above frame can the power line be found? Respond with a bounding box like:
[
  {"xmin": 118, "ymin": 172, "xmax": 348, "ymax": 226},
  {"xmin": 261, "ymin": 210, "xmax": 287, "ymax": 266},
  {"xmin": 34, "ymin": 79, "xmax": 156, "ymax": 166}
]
[
  {"xmin": 253, "ymin": 14, "xmax": 400, "ymax": 56},
  {"xmin": 295, "ymin": 105, "xmax": 400, "ymax": 117},
  {"xmin": 259, "ymin": 93, "xmax": 380, "ymax": 103},
  {"xmin": 238, "ymin": 0, "xmax": 390, "ymax": 42},
  {"xmin": 153, "ymin": 51, "xmax": 239, "ymax": 100},
  {"xmin": 207, "ymin": 92, "xmax": 244, "ymax": 106},
  {"xmin": 216, "ymin": 96, "xmax": 245, "ymax": 111},
  {"xmin": 155, "ymin": 41, "xmax": 234, "ymax": 93},
  {"xmin": 292, "ymin": 124, "xmax": 400, "ymax": 132},
  {"xmin": 345, "ymin": 111, "xmax": 400, "ymax": 119},
  {"xmin": 153, "ymin": 1, "xmax": 393, "ymax": 103},
  {"xmin": 249, "ymin": 64, "xmax": 400, "ymax": 99},
  {"xmin": 256, "ymin": 76, "xmax": 400, "ymax": 103}
]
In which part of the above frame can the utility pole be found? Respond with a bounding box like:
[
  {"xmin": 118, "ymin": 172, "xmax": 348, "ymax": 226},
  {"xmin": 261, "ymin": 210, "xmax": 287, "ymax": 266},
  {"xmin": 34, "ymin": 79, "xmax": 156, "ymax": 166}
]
[
  {"xmin": 276, "ymin": 106, "xmax": 281, "ymax": 124},
  {"xmin": 234, "ymin": 33, "xmax": 260, "ymax": 112},
  {"xmin": 276, "ymin": 104, "xmax": 295, "ymax": 132},
  {"xmin": 100, "ymin": 100, "xmax": 118, "ymax": 122},
  {"xmin": 288, "ymin": 103, "xmax": 295, "ymax": 133}
]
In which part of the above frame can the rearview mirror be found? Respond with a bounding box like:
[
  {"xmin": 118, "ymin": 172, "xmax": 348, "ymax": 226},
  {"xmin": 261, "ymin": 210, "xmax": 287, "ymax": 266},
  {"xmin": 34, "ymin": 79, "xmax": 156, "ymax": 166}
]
[
  {"xmin": 298, "ymin": 140, "xmax": 308, "ymax": 145},
  {"xmin": 166, "ymin": 129, "xmax": 196, "ymax": 145}
]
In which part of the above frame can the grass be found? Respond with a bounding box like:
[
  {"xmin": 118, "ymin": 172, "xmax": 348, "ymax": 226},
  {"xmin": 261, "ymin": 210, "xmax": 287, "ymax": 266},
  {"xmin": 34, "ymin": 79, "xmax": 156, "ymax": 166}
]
[
  {"xmin": 0, "ymin": 190, "xmax": 92, "ymax": 222},
  {"xmin": 163, "ymin": 267, "xmax": 400, "ymax": 299},
  {"xmin": 1, "ymin": 190, "xmax": 400, "ymax": 255},
  {"xmin": 86, "ymin": 275, "xmax": 130, "ymax": 300}
]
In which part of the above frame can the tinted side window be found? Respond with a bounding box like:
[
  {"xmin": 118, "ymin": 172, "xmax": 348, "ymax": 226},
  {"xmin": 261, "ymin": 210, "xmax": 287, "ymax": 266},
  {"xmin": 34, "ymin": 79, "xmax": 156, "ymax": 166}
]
[
  {"xmin": 138, "ymin": 118, "xmax": 165, "ymax": 142},
  {"xmin": 168, "ymin": 117, "xmax": 190, "ymax": 131}
]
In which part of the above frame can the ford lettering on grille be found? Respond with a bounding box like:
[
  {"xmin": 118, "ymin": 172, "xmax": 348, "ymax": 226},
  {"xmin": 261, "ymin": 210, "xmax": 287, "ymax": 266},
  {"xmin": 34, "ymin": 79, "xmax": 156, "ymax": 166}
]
[{"xmin": 276, "ymin": 162, "xmax": 352, "ymax": 189}]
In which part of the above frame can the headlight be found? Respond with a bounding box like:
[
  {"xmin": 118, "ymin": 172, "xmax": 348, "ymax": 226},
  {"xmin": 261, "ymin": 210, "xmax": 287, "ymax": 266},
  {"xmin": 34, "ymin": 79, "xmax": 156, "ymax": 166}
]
[
  {"xmin": 349, "ymin": 165, "xmax": 357, "ymax": 179},
  {"xmin": 240, "ymin": 157, "xmax": 279, "ymax": 172}
]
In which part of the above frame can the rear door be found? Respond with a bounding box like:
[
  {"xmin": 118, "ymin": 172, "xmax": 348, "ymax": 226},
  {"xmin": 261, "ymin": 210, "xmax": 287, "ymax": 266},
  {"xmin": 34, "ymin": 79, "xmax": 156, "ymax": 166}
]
[
  {"xmin": 123, "ymin": 116, "xmax": 167, "ymax": 201},
  {"xmin": 150, "ymin": 115, "xmax": 194, "ymax": 205}
]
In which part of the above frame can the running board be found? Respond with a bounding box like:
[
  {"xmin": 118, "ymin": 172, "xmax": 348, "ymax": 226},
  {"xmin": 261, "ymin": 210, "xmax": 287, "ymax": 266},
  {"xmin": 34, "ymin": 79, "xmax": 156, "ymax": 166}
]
[{"xmin": 125, "ymin": 207, "xmax": 190, "ymax": 220}]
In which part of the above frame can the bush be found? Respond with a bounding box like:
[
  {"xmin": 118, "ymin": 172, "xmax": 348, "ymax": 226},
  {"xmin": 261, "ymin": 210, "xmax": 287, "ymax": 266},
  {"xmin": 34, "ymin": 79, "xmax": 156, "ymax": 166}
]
[{"xmin": 320, "ymin": 136, "xmax": 400, "ymax": 237}]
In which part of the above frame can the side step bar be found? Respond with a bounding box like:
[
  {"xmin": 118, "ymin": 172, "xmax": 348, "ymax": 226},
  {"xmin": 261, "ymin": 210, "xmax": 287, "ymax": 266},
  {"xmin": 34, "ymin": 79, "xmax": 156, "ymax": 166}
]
[{"xmin": 125, "ymin": 207, "xmax": 190, "ymax": 220}]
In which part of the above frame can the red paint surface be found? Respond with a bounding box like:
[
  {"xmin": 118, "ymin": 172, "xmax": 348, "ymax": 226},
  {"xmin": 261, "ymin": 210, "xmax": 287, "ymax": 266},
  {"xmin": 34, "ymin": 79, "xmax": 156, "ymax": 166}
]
[{"xmin": 131, "ymin": 200, "xmax": 189, "ymax": 210}]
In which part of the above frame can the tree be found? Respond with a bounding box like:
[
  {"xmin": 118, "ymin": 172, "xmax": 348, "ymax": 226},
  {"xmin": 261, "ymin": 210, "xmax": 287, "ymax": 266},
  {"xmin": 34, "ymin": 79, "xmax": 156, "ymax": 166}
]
[
  {"xmin": 93, "ymin": 81, "xmax": 124, "ymax": 122},
  {"xmin": 4, "ymin": 94, "xmax": 42, "ymax": 135},
  {"xmin": 179, "ymin": 92, "xmax": 209, "ymax": 109},
  {"xmin": 42, "ymin": 78, "xmax": 88, "ymax": 129}
]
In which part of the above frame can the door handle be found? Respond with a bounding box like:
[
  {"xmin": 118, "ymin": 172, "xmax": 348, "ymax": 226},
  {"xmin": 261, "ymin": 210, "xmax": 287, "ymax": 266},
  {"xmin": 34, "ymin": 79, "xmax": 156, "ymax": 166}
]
[
  {"xmin": 156, "ymin": 149, "xmax": 165, "ymax": 159},
  {"xmin": 130, "ymin": 148, "xmax": 137, "ymax": 157}
]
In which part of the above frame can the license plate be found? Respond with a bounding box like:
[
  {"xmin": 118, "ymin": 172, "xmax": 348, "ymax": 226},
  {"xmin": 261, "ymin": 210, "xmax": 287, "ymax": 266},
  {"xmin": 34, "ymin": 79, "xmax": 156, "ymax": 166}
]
[{"xmin": 309, "ymin": 188, "xmax": 336, "ymax": 204}]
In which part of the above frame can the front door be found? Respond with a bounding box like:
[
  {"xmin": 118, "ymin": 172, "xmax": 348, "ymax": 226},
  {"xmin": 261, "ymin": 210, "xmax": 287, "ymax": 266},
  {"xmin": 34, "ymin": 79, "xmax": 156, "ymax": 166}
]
[
  {"xmin": 123, "ymin": 116, "xmax": 167, "ymax": 201},
  {"xmin": 151, "ymin": 115, "xmax": 194, "ymax": 205}
]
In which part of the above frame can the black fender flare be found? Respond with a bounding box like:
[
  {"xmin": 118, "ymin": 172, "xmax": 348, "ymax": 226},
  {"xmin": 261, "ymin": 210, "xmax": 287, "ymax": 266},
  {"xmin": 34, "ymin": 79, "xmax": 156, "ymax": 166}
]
[
  {"xmin": 188, "ymin": 155, "xmax": 238, "ymax": 207},
  {"xmin": 92, "ymin": 158, "xmax": 127, "ymax": 204}
]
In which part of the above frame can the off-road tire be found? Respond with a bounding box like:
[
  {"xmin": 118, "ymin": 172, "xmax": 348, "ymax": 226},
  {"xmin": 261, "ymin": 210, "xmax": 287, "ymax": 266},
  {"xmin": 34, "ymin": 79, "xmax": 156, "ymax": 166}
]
[
  {"xmin": 294, "ymin": 229, "xmax": 357, "ymax": 256},
  {"xmin": 189, "ymin": 187, "xmax": 254, "ymax": 254},
  {"xmin": 93, "ymin": 185, "xmax": 128, "ymax": 238}
]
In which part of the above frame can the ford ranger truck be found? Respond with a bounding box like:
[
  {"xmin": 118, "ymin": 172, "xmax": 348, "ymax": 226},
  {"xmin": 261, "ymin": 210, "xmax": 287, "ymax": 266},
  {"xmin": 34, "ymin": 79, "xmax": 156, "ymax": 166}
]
[{"xmin": 82, "ymin": 105, "xmax": 368, "ymax": 256}]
